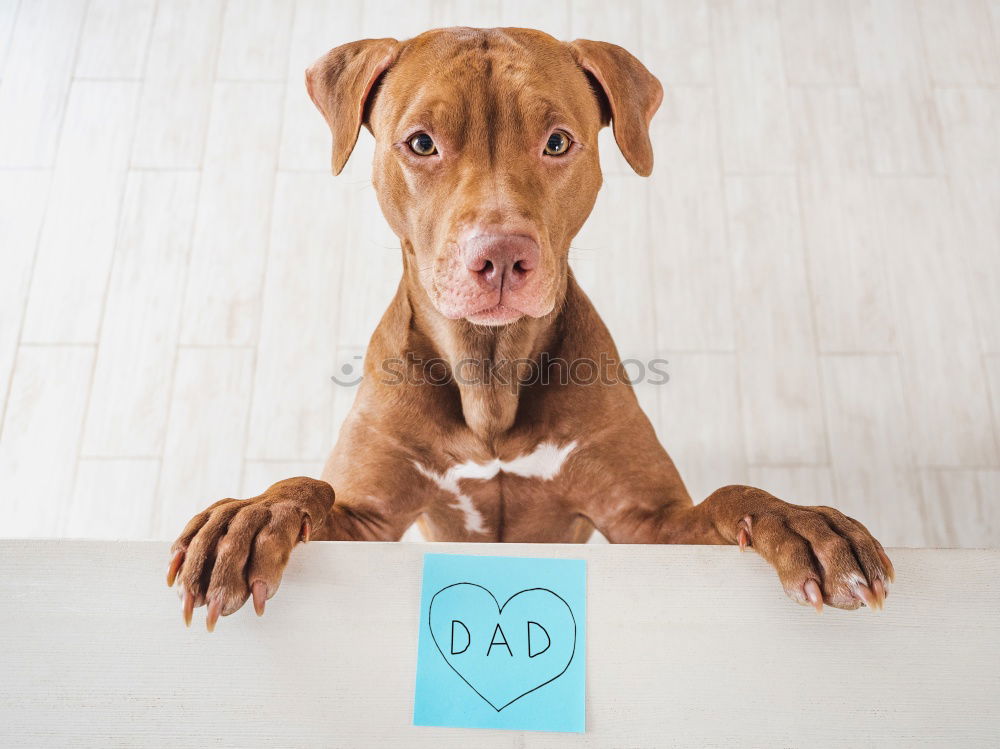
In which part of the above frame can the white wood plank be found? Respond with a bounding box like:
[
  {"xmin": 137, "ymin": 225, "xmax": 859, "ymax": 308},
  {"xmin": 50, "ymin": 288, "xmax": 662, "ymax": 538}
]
[
  {"xmin": 973, "ymin": 471, "xmax": 1000, "ymax": 543},
  {"xmin": 710, "ymin": 0, "xmax": 794, "ymax": 174},
  {"xmin": 639, "ymin": 0, "xmax": 712, "ymax": 86},
  {"xmin": 747, "ymin": 465, "xmax": 837, "ymax": 506},
  {"xmin": 726, "ymin": 176, "xmax": 826, "ymax": 464},
  {"xmin": 81, "ymin": 171, "xmax": 200, "ymax": 457},
  {"xmin": 739, "ymin": 352, "xmax": 828, "ymax": 465},
  {"xmin": 278, "ymin": 0, "xmax": 362, "ymax": 171},
  {"xmin": 919, "ymin": 469, "xmax": 1000, "ymax": 547},
  {"xmin": 360, "ymin": 0, "xmax": 433, "ymax": 39},
  {"xmin": 500, "ymin": 0, "xmax": 570, "ymax": 39},
  {"xmin": 0, "ymin": 0, "xmax": 88, "ymax": 167},
  {"xmin": 66, "ymin": 458, "xmax": 159, "ymax": 539},
  {"xmin": 649, "ymin": 174, "xmax": 733, "ymax": 352},
  {"xmin": 0, "ymin": 346, "xmax": 94, "ymax": 537},
  {"xmin": 725, "ymin": 176, "xmax": 814, "ymax": 352},
  {"xmin": 991, "ymin": 0, "xmax": 1000, "ymax": 55},
  {"xmin": 0, "ymin": 542, "xmax": 997, "ymax": 747},
  {"xmin": 0, "ymin": 171, "xmax": 49, "ymax": 424},
  {"xmin": 156, "ymin": 347, "xmax": 255, "ymax": 539},
  {"xmin": 0, "ymin": 0, "xmax": 20, "ymax": 79},
  {"xmin": 333, "ymin": 185, "xmax": 401, "ymax": 349},
  {"xmin": 74, "ymin": 0, "xmax": 156, "ymax": 79},
  {"xmin": 798, "ymin": 173, "xmax": 897, "ymax": 353},
  {"xmin": 876, "ymin": 177, "xmax": 998, "ymax": 466},
  {"xmin": 950, "ymin": 177, "xmax": 1000, "ymax": 354},
  {"xmin": 936, "ymin": 87, "xmax": 1000, "ymax": 175},
  {"xmin": 179, "ymin": 81, "xmax": 283, "ymax": 346},
  {"xmin": 850, "ymin": 0, "xmax": 944, "ymax": 174},
  {"xmin": 568, "ymin": 253, "xmax": 597, "ymax": 300},
  {"xmin": 571, "ymin": 175, "xmax": 655, "ymax": 362},
  {"xmin": 246, "ymin": 173, "xmax": 343, "ymax": 461},
  {"xmin": 591, "ymin": 129, "xmax": 631, "ymax": 179},
  {"xmin": 657, "ymin": 352, "xmax": 746, "ymax": 502},
  {"xmin": 821, "ymin": 353, "xmax": 926, "ymax": 547},
  {"xmin": 131, "ymin": 0, "xmax": 225, "ymax": 169},
  {"xmin": 788, "ymin": 87, "xmax": 871, "ymax": 175},
  {"xmin": 431, "ymin": 0, "xmax": 502, "ymax": 29},
  {"xmin": 216, "ymin": 0, "xmax": 293, "ymax": 81},
  {"xmin": 241, "ymin": 459, "xmax": 321, "ymax": 498},
  {"xmin": 987, "ymin": 354, "xmax": 1000, "ymax": 444},
  {"xmin": 400, "ymin": 522, "xmax": 428, "ymax": 542},
  {"xmin": 568, "ymin": 0, "xmax": 641, "ymax": 51},
  {"xmin": 20, "ymin": 81, "xmax": 139, "ymax": 344},
  {"xmin": 778, "ymin": 0, "xmax": 858, "ymax": 84},
  {"xmin": 917, "ymin": 0, "xmax": 1000, "ymax": 86},
  {"xmin": 650, "ymin": 85, "xmax": 721, "ymax": 176}
]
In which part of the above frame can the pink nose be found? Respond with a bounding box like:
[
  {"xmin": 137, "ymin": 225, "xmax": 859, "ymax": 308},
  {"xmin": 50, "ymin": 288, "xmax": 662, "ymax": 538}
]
[{"xmin": 462, "ymin": 234, "xmax": 539, "ymax": 292}]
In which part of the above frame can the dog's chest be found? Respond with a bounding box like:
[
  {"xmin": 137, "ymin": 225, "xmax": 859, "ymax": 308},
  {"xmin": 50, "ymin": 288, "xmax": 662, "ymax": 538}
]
[{"xmin": 414, "ymin": 440, "xmax": 581, "ymax": 541}]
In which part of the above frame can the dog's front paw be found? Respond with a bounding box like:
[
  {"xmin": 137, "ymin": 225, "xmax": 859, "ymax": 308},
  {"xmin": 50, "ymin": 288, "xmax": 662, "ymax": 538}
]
[
  {"xmin": 165, "ymin": 477, "xmax": 333, "ymax": 630},
  {"xmin": 737, "ymin": 504, "xmax": 895, "ymax": 612}
]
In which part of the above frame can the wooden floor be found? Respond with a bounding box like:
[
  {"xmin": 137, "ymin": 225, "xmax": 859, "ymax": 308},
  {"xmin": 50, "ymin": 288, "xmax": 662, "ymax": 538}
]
[{"xmin": 0, "ymin": 0, "xmax": 998, "ymax": 546}]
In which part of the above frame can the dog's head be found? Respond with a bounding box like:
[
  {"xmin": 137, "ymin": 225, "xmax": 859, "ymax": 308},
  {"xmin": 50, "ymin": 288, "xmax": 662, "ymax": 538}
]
[{"xmin": 307, "ymin": 27, "xmax": 662, "ymax": 326}]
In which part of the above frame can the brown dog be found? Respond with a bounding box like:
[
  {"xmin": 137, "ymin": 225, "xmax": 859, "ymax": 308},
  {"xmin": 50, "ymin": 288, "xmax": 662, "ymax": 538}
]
[{"xmin": 166, "ymin": 28, "xmax": 894, "ymax": 631}]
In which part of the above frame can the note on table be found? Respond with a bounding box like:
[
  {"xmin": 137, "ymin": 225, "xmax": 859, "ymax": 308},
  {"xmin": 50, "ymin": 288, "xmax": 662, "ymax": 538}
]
[{"xmin": 413, "ymin": 553, "xmax": 587, "ymax": 733}]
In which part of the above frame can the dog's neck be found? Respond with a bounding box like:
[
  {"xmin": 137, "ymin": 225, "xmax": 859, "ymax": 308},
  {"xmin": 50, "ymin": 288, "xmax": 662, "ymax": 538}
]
[{"xmin": 399, "ymin": 256, "xmax": 566, "ymax": 441}]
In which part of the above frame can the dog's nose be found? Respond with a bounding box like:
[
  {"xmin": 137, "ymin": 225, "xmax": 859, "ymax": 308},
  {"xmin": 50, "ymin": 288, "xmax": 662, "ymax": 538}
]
[{"xmin": 462, "ymin": 234, "xmax": 539, "ymax": 292}]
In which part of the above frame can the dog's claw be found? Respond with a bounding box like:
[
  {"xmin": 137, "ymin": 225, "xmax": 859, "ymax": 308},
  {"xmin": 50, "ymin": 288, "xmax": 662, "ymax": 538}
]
[
  {"xmin": 877, "ymin": 549, "xmax": 896, "ymax": 582},
  {"xmin": 803, "ymin": 579, "xmax": 823, "ymax": 612},
  {"xmin": 182, "ymin": 591, "xmax": 194, "ymax": 628},
  {"xmin": 166, "ymin": 550, "xmax": 183, "ymax": 587},
  {"xmin": 252, "ymin": 581, "xmax": 267, "ymax": 616},
  {"xmin": 206, "ymin": 597, "xmax": 222, "ymax": 632},
  {"xmin": 871, "ymin": 578, "xmax": 886, "ymax": 610},
  {"xmin": 855, "ymin": 582, "xmax": 879, "ymax": 610}
]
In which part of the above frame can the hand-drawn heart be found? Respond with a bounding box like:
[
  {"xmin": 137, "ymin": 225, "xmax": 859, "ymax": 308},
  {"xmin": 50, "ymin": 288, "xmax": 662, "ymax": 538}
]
[{"xmin": 428, "ymin": 583, "xmax": 577, "ymax": 712}]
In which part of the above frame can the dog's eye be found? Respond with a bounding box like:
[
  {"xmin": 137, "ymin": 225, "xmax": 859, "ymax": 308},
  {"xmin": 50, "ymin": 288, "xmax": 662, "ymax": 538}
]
[
  {"xmin": 544, "ymin": 131, "xmax": 571, "ymax": 156},
  {"xmin": 408, "ymin": 133, "xmax": 437, "ymax": 156}
]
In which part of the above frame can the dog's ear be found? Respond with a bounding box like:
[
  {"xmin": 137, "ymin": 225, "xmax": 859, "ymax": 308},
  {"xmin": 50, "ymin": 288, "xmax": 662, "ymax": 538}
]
[
  {"xmin": 305, "ymin": 38, "xmax": 401, "ymax": 175},
  {"xmin": 568, "ymin": 40, "xmax": 663, "ymax": 177}
]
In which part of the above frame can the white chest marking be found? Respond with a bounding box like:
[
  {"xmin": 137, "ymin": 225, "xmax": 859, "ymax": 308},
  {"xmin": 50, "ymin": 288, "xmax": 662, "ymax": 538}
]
[{"xmin": 413, "ymin": 441, "xmax": 578, "ymax": 533}]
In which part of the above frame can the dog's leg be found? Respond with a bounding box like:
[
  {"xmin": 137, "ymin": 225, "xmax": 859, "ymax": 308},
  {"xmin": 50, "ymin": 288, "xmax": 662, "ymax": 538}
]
[
  {"xmin": 580, "ymin": 432, "xmax": 894, "ymax": 611},
  {"xmin": 676, "ymin": 485, "xmax": 895, "ymax": 611},
  {"xmin": 167, "ymin": 477, "xmax": 334, "ymax": 629},
  {"xmin": 166, "ymin": 476, "xmax": 403, "ymax": 630},
  {"xmin": 599, "ymin": 483, "xmax": 895, "ymax": 612}
]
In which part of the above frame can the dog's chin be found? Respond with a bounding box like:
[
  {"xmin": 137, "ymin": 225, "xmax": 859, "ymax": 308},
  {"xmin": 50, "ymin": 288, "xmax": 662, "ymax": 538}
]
[
  {"xmin": 431, "ymin": 287, "xmax": 555, "ymax": 327},
  {"xmin": 464, "ymin": 304, "xmax": 525, "ymax": 327}
]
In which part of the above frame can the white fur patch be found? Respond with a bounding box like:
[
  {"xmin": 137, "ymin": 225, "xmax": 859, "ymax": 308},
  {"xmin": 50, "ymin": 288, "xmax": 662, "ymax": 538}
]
[
  {"xmin": 413, "ymin": 461, "xmax": 493, "ymax": 534},
  {"xmin": 844, "ymin": 572, "xmax": 868, "ymax": 596},
  {"xmin": 501, "ymin": 440, "xmax": 578, "ymax": 480},
  {"xmin": 413, "ymin": 441, "xmax": 578, "ymax": 533}
]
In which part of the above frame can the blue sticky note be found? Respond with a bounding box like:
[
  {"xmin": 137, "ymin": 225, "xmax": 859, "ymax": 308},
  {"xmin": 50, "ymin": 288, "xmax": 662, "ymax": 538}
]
[{"xmin": 413, "ymin": 553, "xmax": 586, "ymax": 733}]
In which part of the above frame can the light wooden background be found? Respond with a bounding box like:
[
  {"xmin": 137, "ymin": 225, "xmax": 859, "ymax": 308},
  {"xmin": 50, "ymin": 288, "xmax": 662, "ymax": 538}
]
[{"xmin": 0, "ymin": 0, "xmax": 998, "ymax": 547}]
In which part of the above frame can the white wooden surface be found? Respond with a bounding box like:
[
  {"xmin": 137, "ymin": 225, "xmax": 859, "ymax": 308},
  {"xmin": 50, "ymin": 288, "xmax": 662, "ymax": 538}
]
[
  {"xmin": 0, "ymin": 541, "xmax": 997, "ymax": 747},
  {"xmin": 1, "ymin": 0, "xmax": 1000, "ymax": 547}
]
